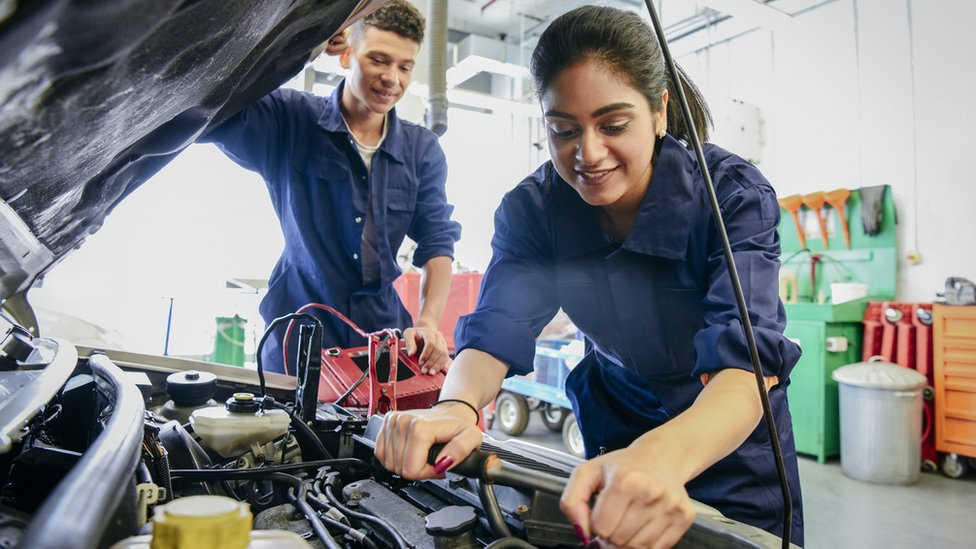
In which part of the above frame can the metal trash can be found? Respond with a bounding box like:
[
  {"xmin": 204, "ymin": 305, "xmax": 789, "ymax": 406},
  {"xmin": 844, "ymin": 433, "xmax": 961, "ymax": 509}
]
[{"xmin": 832, "ymin": 356, "xmax": 927, "ymax": 484}]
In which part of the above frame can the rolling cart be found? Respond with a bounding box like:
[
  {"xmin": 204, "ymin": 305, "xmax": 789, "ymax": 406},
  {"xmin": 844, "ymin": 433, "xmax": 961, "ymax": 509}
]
[{"xmin": 488, "ymin": 339, "xmax": 585, "ymax": 458}]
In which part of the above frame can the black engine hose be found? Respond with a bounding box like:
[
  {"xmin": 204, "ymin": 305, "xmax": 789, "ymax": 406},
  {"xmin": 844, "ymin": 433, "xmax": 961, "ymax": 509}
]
[
  {"xmin": 157, "ymin": 452, "xmax": 174, "ymax": 503},
  {"xmin": 19, "ymin": 352, "xmax": 145, "ymax": 549},
  {"xmin": 305, "ymin": 495, "xmax": 381, "ymax": 549},
  {"xmin": 268, "ymin": 473, "xmax": 343, "ymax": 549},
  {"xmin": 269, "ymin": 400, "xmax": 333, "ymax": 460},
  {"xmin": 478, "ymin": 480, "xmax": 512, "ymax": 539},
  {"xmin": 318, "ymin": 480, "xmax": 410, "ymax": 549},
  {"xmin": 169, "ymin": 458, "xmax": 369, "ymax": 480}
]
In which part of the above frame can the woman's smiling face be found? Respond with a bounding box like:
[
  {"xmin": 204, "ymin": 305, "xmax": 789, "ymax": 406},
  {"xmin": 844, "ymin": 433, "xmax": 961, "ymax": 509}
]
[{"xmin": 541, "ymin": 60, "xmax": 666, "ymax": 215}]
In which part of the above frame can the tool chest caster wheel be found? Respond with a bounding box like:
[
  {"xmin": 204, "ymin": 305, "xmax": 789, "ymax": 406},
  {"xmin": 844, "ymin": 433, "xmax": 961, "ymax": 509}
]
[{"xmin": 941, "ymin": 453, "xmax": 972, "ymax": 479}]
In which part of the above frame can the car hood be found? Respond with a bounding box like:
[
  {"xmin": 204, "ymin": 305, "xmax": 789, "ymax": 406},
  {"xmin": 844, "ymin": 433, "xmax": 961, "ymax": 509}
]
[{"xmin": 0, "ymin": 0, "xmax": 377, "ymax": 306}]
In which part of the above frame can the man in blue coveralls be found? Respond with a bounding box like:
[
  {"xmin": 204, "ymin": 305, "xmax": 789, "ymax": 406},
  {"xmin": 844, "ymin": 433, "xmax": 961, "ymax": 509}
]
[{"xmin": 203, "ymin": 1, "xmax": 461, "ymax": 374}]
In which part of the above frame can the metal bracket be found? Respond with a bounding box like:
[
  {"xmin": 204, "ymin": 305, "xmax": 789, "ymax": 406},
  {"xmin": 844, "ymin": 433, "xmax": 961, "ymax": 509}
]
[{"xmin": 136, "ymin": 482, "xmax": 166, "ymax": 525}]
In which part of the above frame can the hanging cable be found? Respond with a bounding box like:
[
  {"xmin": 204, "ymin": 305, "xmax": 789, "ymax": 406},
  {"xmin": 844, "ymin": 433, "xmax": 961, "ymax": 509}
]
[
  {"xmin": 255, "ymin": 312, "xmax": 323, "ymax": 396},
  {"xmin": 641, "ymin": 2, "xmax": 792, "ymax": 547},
  {"xmin": 281, "ymin": 303, "xmax": 370, "ymax": 375}
]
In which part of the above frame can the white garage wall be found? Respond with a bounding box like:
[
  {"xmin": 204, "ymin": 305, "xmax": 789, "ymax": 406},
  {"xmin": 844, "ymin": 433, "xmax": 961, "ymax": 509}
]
[{"xmin": 677, "ymin": 0, "xmax": 976, "ymax": 301}]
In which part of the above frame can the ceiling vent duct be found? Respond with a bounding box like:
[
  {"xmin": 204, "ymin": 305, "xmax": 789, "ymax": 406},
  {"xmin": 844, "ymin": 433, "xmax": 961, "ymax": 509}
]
[
  {"xmin": 426, "ymin": 0, "xmax": 449, "ymax": 136},
  {"xmin": 447, "ymin": 33, "xmax": 530, "ymax": 90}
]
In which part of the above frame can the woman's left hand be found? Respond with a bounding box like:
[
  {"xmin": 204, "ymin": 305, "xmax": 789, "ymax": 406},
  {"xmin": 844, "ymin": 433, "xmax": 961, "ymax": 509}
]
[{"xmin": 560, "ymin": 446, "xmax": 696, "ymax": 549}]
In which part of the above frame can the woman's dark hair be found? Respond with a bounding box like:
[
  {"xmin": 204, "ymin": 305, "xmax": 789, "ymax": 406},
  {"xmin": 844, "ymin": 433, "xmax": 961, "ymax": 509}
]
[{"xmin": 531, "ymin": 5, "xmax": 711, "ymax": 144}]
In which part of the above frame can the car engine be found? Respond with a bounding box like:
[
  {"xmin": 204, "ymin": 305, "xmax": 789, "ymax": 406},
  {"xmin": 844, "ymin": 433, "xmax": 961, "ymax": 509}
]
[{"xmin": 0, "ymin": 323, "xmax": 790, "ymax": 549}]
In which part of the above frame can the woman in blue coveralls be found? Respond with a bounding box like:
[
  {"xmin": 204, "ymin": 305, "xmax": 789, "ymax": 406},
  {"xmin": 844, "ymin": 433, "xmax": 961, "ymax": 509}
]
[{"xmin": 375, "ymin": 6, "xmax": 803, "ymax": 548}]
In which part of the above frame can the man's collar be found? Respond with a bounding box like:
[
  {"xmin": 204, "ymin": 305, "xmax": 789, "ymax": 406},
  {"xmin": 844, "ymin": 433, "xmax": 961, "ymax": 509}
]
[
  {"xmin": 552, "ymin": 136, "xmax": 698, "ymax": 261},
  {"xmin": 317, "ymin": 79, "xmax": 406, "ymax": 163}
]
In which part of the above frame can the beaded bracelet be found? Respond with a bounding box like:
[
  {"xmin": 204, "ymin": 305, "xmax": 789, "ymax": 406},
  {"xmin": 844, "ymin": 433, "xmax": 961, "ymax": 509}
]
[{"xmin": 429, "ymin": 399, "xmax": 480, "ymax": 425}]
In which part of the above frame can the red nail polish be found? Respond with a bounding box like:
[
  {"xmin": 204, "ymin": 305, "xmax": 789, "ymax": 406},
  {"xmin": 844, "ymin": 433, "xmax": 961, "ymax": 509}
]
[
  {"xmin": 433, "ymin": 456, "xmax": 454, "ymax": 475},
  {"xmin": 573, "ymin": 524, "xmax": 590, "ymax": 546}
]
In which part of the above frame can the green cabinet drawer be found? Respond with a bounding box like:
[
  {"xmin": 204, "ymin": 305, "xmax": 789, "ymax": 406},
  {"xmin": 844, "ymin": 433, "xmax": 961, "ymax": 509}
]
[{"xmin": 785, "ymin": 320, "xmax": 862, "ymax": 462}]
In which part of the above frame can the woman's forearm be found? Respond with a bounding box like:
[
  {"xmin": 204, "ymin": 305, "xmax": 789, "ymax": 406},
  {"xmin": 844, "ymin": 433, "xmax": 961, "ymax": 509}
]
[
  {"xmin": 439, "ymin": 348, "xmax": 510, "ymax": 410},
  {"xmin": 630, "ymin": 368, "xmax": 768, "ymax": 482}
]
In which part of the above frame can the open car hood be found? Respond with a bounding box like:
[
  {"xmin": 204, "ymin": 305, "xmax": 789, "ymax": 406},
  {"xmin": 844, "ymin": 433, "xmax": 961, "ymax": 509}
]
[{"xmin": 0, "ymin": 0, "xmax": 377, "ymax": 306}]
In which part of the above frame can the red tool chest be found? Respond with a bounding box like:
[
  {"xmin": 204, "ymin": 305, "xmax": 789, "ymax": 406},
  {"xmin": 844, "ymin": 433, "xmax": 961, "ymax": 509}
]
[{"xmin": 394, "ymin": 272, "xmax": 483, "ymax": 353}]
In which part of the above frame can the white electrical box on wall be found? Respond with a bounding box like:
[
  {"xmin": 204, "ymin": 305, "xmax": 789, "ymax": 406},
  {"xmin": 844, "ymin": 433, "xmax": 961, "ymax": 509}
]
[{"xmin": 712, "ymin": 99, "xmax": 763, "ymax": 165}]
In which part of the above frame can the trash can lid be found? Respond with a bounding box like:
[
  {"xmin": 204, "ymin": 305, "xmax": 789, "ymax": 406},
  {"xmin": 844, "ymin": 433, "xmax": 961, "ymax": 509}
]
[{"xmin": 831, "ymin": 356, "xmax": 927, "ymax": 389}]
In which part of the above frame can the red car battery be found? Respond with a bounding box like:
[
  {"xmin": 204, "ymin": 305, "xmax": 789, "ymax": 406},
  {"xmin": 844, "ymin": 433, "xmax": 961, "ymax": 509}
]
[
  {"xmin": 317, "ymin": 330, "xmax": 446, "ymax": 415},
  {"xmin": 280, "ymin": 303, "xmax": 447, "ymax": 416}
]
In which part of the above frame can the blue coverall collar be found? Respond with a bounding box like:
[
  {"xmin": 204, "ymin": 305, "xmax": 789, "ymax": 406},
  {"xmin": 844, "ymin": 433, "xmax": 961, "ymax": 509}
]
[
  {"xmin": 317, "ymin": 79, "xmax": 406, "ymax": 164},
  {"xmin": 552, "ymin": 134, "xmax": 697, "ymax": 261}
]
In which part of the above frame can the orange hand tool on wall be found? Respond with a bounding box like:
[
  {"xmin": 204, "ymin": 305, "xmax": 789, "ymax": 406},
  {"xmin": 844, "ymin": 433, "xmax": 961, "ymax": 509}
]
[
  {"xmin": 778, "ymin": 194, "xmax": 807, "ymax": 249},
  {"xmin": 825, "ymin": 188, "xmax": 852, "ymax": 249},
  {"xmin": 802, "ymin": 192, "xmax": 830, "ymax": 250}
]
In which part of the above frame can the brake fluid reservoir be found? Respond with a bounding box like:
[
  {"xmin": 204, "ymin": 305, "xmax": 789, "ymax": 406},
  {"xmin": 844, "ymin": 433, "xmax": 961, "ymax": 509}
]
[{"xmin": 190, "ymin": 393, "xmax": 289, "ymax": 457}]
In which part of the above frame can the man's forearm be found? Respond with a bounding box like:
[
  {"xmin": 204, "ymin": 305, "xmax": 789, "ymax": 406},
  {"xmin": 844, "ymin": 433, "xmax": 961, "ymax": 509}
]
[{"xmin": 416, "ymin": 256, "xmax": 452, "ymax": 329}]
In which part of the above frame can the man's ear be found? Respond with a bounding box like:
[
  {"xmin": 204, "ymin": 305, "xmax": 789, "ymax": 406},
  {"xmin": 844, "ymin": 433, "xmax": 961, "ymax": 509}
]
[{"xmin": 339, "ymin": 48, "xmax": 352, "ymax": 69}]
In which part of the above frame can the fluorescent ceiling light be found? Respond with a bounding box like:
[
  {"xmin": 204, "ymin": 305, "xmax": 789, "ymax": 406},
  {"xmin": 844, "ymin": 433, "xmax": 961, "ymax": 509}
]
[{"xmin": 446, "ymin": 55, "xmax": 530, "ymax": 88}]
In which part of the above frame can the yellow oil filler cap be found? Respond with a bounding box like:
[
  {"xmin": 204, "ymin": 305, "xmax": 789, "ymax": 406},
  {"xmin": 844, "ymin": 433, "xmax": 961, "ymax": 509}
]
[{"xmin": 150, "ymin": 495, "xmax": 251, "ymax": 549}]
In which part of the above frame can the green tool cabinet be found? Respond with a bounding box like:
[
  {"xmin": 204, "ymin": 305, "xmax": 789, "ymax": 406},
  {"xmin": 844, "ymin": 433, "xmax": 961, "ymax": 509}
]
[
  {"xmin": 777, "ymin": 187, "xmax": 897, "ymax": 463},
  {"xmin": 784, "ymin": 302, "xmax": 865, "ymax": 463}
]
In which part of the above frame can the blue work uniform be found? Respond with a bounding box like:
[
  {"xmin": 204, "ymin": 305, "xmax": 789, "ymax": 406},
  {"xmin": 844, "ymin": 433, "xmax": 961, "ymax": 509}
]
[
  {"xmin": 203, "ymin": 81, "xmax": 461, "ymax": 372},
  {"xmin": 455, "ymin": 135, "xmax": 804, "ymax": 544}
]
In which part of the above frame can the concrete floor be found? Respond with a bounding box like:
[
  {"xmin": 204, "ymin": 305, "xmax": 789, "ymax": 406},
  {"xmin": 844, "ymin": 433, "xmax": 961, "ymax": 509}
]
[{"xmin": 488, "ymin": 412, "xmax": 974, "ymax": 549}]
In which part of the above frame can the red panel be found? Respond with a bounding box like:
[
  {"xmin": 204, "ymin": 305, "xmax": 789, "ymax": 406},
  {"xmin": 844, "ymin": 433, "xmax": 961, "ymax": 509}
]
[
  {"xmin": 394, "ymin": 272, "xmax": 483, "ymax": 352},
  {"xmin": 912, "ymin": 304, "xmax": 933, "ymax": 377},
  {"xmin": 862, "ymin": 301, "xmax": 884, "ymax": 361},
  {"xmin": 880, "ymin": 302, "xmax": 915, "ymax": 367}
]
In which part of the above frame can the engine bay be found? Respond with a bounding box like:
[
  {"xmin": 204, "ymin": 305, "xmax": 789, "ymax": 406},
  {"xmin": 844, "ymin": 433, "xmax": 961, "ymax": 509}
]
[{"xmin": 0, "ymin": 325, "xmax": 789, "ymax": 549}]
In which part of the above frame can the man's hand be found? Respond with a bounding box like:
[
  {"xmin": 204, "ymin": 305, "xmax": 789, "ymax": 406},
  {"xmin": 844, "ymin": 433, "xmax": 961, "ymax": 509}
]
[
  {"xmin": 324, "ymin": 28, "xmax": 350, "ymax": 56},
  {"xmin": 403, "ymin": 324, "xmax": 451, "ymax": 375}
]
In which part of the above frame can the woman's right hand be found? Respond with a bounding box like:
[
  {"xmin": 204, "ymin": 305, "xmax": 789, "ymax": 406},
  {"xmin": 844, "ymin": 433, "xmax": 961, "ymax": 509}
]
[{"xmin": 374, "ymin": 402, "xmax": 484, "ymax": 480}]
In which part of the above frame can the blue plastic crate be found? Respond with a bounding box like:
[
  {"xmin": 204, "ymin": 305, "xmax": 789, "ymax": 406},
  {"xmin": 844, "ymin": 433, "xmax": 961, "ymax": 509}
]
[{"xmin": 532, "ymin": 339, "xmax": 581, "ymax": 392}]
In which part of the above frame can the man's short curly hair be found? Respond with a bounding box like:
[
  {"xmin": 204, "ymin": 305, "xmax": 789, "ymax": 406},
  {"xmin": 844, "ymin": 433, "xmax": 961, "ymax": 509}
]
[{"xmin": 349, "ymin": 1, "xmax": 425, "ymax": 46}]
